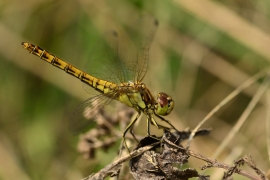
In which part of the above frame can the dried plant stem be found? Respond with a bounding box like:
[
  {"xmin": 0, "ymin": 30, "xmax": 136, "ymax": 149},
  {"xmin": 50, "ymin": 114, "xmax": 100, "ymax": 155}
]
[
  {"xmin": 83, "ymin": 130, "xmax": 265, "ymax": 180},
  {"xmin": 189, "ymin": 150, "xmax": 263, "ymax": 180},
  {"xmin": 82, "ymin": 142, "xmax": 160, "ymax": 180},
  {"xmin": 266, "ymin": 85, "xmax": 270, "ymax": 164},
  {"xmin": 187, "ymin": 68, "xmax": 270, "ymax": 147},
  {"xmin": 212, "ymin": 76, "xmax": 269, "ymax": 159}
]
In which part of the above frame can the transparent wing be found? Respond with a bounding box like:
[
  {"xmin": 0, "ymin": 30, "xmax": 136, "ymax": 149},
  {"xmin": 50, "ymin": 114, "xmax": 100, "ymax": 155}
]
[
  {"xmin": 122, "ymin": 15, "xmax": 159, "ymax": 82},
  {"xmin": 73, "ymin": 15, "xmax": 158, "ymax": 133},
  {"xmin": 69, "ymin": 93, "xmax": 114, "ymax": 135},
  {"xmin": 83, "ymin": 15, "xmax": 158, "ymax": 94}
]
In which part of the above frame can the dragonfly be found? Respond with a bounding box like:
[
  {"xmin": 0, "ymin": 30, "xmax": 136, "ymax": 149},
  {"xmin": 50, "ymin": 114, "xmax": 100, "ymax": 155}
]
[{"xmin": 21, "ymin": 16, "xmax": 177, "ymax": 150}]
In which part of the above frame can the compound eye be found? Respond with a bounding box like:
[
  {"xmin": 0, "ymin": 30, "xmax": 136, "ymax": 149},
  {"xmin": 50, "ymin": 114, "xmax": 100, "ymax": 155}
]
[{"xmin": 155, "ymin": 92, "xmax": 174, "ymax": 116}]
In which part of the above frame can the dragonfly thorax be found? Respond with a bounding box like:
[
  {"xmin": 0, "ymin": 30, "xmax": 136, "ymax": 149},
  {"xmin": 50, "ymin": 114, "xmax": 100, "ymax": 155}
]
[
  {"xmin": 118, "ymin": 82, "xmax": 155, "ymax": 112},
  {"xmin": 118, "ymin": 82, "xmax": 174, "ymax": 116}
]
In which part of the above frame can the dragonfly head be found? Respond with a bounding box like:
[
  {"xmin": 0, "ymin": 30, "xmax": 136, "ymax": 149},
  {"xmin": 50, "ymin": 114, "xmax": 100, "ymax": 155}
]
[{"xmin": 154, "ymin": 92, "xmax": 174, "ymax": 116}]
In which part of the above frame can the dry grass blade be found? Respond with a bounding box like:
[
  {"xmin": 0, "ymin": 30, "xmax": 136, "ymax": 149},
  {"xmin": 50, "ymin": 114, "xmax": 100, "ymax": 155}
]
[
  {"xmin": 187, "ymin": 68, "xmax": 270, "ymax": 147},
  {"xmin": 266, "ymin": 85, "xmax": 270, "ymax": 164},
  {"xmin": 213, "ymin": 76, "xmax": 270, "ymax": 159}
]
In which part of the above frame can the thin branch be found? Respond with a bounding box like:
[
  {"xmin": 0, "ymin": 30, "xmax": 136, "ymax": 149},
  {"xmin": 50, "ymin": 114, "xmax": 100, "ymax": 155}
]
[
  {"xmin": 163, "ymin": 133, "xmax": 264, "ymax": 180},
  {"xmin": 82, "ymin": 142, "xmax": 160, "ymax": 180},
  {"xmin": 188, "ymin": 150, "xmax": 262, "ymax": 180}
]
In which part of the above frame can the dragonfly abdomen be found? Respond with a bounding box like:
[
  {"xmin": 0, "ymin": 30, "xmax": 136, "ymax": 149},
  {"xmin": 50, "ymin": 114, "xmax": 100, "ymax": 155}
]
[
  {"xmin": 80, "ymin": 73, "xmax": 117, "ymax": 94},
  {"xmin": 22, "ymin": 42, "xmax": 117, "ymax": 95}
]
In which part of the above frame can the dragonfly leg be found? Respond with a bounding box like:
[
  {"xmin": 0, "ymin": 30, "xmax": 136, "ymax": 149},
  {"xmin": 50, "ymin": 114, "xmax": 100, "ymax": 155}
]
[
  {"xmin": 122, "ymin": 112, "xmax": 141, "ymax": 153},
  {"xmin": 146, "ymin": 117, "xmax": 164, "ymax": 142},
  {"xmin": 149, "ymin": 116, "xmax": 168, "ymax": 130},
  {"xmin": 148, "ymin": 116, "xmax": 167, "ymax": 134},
  {"xmin": 147, "ymin": 117, "xmax": 150, "ymax": 135},
  {"xmin": 154, "ymin": 113, "xmax": 179, "ymax": 132},
  {"xmin": 129, "ymin": 118, "xmax": 140, "ymax": 143}
]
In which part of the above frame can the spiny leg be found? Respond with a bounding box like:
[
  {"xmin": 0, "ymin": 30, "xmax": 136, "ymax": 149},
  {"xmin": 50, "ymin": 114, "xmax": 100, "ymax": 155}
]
[
  {"xmin": 154, "ymin": 113, "xmax": 179, "ymax": 132},
  {"xmin": 122, "ymin": 112, "xmax": 141, "ymax": 153},
  {"xmin": 147, "ymin": 116, "xmax": 164, "ymax": 141},
  {"xmin": 149, "ymin": 115, "xmax": 169, "ymax": 130},
  {"xmin": 147, "ymin": 117, "xmax": 150, "ymax": 135},
  {"xmin": 129, "ymin": 114, "xmax": 140, "ymax": 143}
]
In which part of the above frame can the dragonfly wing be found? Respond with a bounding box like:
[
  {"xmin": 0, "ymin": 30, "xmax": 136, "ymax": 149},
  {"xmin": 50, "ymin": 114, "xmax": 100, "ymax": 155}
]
[
  {"xmin": 82, "ymin": 14, "xmax": 158, "ymax": 95},
  {"xmin": 70, "ymin": 93, "xmax": 114, "ymax": 135},
  {"xmin": 121, "ymin": 14, "xmax": 159, "ymax": 82},
  {"xmin": 82, "ymin": 30, "xmax": 126, "ymax": 94}
]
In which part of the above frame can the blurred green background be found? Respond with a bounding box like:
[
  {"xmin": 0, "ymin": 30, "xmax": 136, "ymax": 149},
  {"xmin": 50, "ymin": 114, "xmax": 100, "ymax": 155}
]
[{"xmin": 1, "ymin": 0, "xmax": 270, "ymax": 179}]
